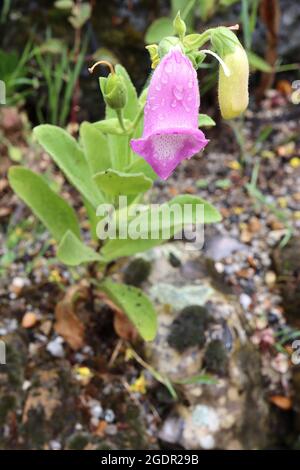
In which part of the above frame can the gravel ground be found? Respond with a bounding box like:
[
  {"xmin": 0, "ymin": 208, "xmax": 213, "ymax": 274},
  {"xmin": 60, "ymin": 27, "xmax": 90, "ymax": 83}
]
[{"xmin": 0, "ymin": 87, "xmax": 299, "ymax": 449}]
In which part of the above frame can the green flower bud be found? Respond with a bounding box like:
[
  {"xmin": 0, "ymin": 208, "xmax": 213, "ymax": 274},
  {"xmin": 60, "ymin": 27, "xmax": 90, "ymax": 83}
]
[
  {"xmin": 218, "ymin": 44, "xmax": 249, "ymax": 120},
  {"xmin": 99, "ymin": 73, "xmax": 127, "ymax": 110},
  {"xmin": 158, "ymin": 36, "xmax": 182, "ymax": 59},
  {"xmin": 173, "ymin": 11, "xmax": 186, "ymax": 40}
]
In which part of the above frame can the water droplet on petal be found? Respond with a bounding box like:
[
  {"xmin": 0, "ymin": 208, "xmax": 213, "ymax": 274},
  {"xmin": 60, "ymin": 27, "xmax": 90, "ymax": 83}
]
[
  {"xmin": 162, "ymin": 73, "xmax": 168, "ymax": 84},
  {"xmin": 187, "ymin": 94, "xmax": 192, "ymax": 102},
  {"xmin": 188, "ymin": 80, "xmax": 193, "ymax": 89},
  {"xmin": 173, "ymin": 84, "xmax": 184, "ymax": 101},
  {"xmin": 155, "ymin": 83, "xmax": 162, "ymax": 91},
  {"xmin": 182, "ymin": 101, "xmax": 191, "ymax": 113},
  {"xmin": 165, "ymin": 62, "xmax": 173, "ymax": 74},
  {"xmin": 171, "ymin": 99, "xmax": 177, "ymax": 108}
]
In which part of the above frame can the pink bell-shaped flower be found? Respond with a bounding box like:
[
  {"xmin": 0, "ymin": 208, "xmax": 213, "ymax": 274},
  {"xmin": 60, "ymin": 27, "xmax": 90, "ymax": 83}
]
[{"xmin": 130, "ymin": 47, "xmax": 208, "ymax": 180}]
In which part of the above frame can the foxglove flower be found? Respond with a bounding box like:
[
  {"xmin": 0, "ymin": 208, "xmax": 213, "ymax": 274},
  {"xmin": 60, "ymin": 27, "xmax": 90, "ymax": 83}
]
[
  {"xmin": 130, "ymin": 48, "xmax": 208, "ymax": 180},
  {"xmin": 218, "ymin": 44, "xmax": 249, "ymax": 120}
]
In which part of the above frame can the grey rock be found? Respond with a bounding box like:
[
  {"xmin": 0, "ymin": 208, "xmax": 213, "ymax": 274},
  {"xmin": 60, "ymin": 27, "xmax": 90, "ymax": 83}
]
[
  {"xmin": 205, "ymin": 235, "xmax": 247, "ymax": 261},
  {"xmin": 145, "ymin": 244, "xmax": 273, "ymax": 450}
]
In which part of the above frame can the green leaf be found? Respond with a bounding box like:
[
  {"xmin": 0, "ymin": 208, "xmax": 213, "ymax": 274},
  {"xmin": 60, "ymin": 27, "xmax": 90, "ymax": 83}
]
[
  {"xmin": 101, "ymin": 195, "xmax": 221, "ymax": 261},
  {"xmin": 83, "ymin": 197, "xmax": 100, "ymax": 242},
  {"xmin": 183, "ymin": 32, "xmax": 209, "ymax": 50},
  {"xmin": 126, "ymin": 157, "xmax": 157, "ymax": 181},
  {"xmin": 100, "ymin": 279, "xmax": 157, "ymax": 341},
  {"xmin": 68, "ymin": 2, "xmax": 91, "ymax": 29},
  {"xmin": 104, "ymin": 65, "xmax": 139, "ymax": 170},
  {"xmin": 247, "ymin": 50, "xmax": 272, "ymax": 72},
  {"xmin": 93, "ymin": 169, "xmax": 153, "ymax": 196},
  {"xmin": 196, "ymin": 178, "xmax": 209, "ymax": 189},
  {"xmin": 93, "ymin": 118, "xmax": 132, "ymax": 135},
  {"xmin": 57, "ymin": 230, "xmax": 102, "ymax": 266},
  {"xmin": 8, "ymin": 145, "xmax": 22, "ymax": 162},
  {"xmin": 215, "ymin": 178, "xmax": 231, "ymax": 189},
  {"xmin": 115, "ymin": 65, "xmax": 139, "ymax": 121},
  {"xmin": 145, "ymin": 17, "xmax": 174, "ymax": 44},
  {"xmin": 175, "ymin": 0, "xmax": 196, "ymax": 27},
  {"xmin": 198, "ymin": 0, "xmax": 216, "ymax": 21},
  {"xmin": 34, "ymin": 125, "xmax": 103, "ymax": 208},
  {"xmin": 174, "ymin": 374, "xmax": 218, "ymax": 385},
  {"xmin": 54, "ymin": 0, "xmax": 73, "ymax": 9},
  {"xmin": 198, "ymin": 113, "xmax": 216, "ymax": 127},
  {"xmin": 8, "ymin": 166, "xmax": 80, "ymax": 242},
  {"xmin": 80, "ymin": 121, "xmax": 111, "ymax": 175}
]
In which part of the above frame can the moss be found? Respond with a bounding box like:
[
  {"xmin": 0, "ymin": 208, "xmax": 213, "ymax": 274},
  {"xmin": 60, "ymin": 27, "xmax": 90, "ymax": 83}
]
[
  {"xmin": 4, "ymin": 336, "xmax": 26, "ymax": 388},
  {"xmin": 167, "ymin": 305, "xmax": 210, "ymax": 352},
  {"xmin": 204, "ymin": 339, "xmax": 228, "ymax": 375},
  {"xmin": 22, "ymin": 407, "xmax": 47, "ymax": 449},
  {"xmin": 66, "ymin": 432, "xmax": 91, "ymax": 450},
  {"xmin": 0, "ymin": 395, "xmax": 16, "ymax": 425},
  {"xmin": 272, "ymin": 236, "xmax": 300, "ymax": 326},
  {"xmin": 123, "ymin": 258, "xmax": 152, "ymax": 287},
  {"xmin": 168, "ymin": 252, "xmax": 181, "ymax": 268}
]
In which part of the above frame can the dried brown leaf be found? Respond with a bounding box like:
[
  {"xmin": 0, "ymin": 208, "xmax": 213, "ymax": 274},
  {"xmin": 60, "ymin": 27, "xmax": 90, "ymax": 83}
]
[{"xmin": 54, "ymin": 284, "xmax": 88, "ymax": 350}]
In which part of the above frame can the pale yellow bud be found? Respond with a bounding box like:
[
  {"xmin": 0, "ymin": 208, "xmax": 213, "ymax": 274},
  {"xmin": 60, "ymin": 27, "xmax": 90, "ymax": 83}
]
[{"xmin": 218, "ymin": 45, "xmax": 249, "ymax": 120}]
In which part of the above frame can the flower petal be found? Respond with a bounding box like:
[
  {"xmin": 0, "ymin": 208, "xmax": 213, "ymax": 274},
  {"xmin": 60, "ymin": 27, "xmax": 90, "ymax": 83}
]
[
  {"xmin": 130, "ymin": 48, "xmax": 208, "ymax": 179},
  {"xmin": 131, "ymin": 128, "xmax": 208, "ymax": 180}
]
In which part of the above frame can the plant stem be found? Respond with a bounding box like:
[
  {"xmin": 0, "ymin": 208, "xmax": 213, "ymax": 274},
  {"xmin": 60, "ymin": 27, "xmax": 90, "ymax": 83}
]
[
  {"xmin": 185, "ymin": 29, "xmax": 212, "ymax": 52},
  {"xmin": 70, "ymin": 0, "xmax": 82, "ymax": 127},
  {"xmin": 131, "ymin": 104, "xmax": 145, "ymax": 134}
]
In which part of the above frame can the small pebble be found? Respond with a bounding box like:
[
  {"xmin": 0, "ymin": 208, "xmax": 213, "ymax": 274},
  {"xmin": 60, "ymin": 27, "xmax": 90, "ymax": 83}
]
[
  {"xmin": 104, "ymin": 409, "xmax": 115, "ymax": 423},
  {"xmin": 49, "ymin": 440, "xmax": 61, "ymax": 450},
  {"xmin": 105, "ymin": 424, "xmax": 117, "ymax": 436},
  {"xmin": 10, "ymin": 277, "xmax": 27, "ymax": 295},
  {"xmin": 267, "ymin": 311, "xmax": 279, "ymax": 325},
  {"xmin": 198, "ymin": 434, "xmax": 215, "ymax": 450},
  {"xmin": 91, "ymin": 404, "xmax": 103, "ymax": 420},
  {"xmin": 22, "ymin": 380, "xmax": 31, "ymax": 391},
  {"xmin": 46, "ymin": 336, "xmax": 65, "ymax": 358},
  {"xmin": 271, "ymin": 353, "xmax": 289, "ymax": 374},
  {"xmin": 22, "ymin": 312, "xmax": 38, "ymax": 329},
  {"xmin": 265, "ymin": 271, "xmax": 276, "ymax": 287},
  {"xmin": 239, "ymin": 293, "xmax": 252, "ymax": 310},
  {"xmin": 40, "ymin": 320, "xmax": 52, "ymax": 336},
  {"xmin": 215, "ymin": 262, "xmax": 225, "ymax": 273},
  {"xmin": 256, "ymin": 317, "xmax": 268, "ymax": 330}
]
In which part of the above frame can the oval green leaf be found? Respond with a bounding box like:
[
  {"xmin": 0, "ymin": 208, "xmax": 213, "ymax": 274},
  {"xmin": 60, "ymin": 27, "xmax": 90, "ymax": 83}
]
[{"xmin": 101, "ymin": 279, "xmax": 157, "ymax": 341}]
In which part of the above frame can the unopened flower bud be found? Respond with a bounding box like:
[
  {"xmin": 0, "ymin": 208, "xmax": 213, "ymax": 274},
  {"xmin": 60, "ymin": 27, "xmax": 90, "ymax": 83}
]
[
  {"xmin": 99, "ymin": 73, "xmax": 127, "ymax": 110},
  {"xmin": 218, "ymin": 44, "xmax": 249, "ymax": 119},
  {"xmin": 173, "ymin": 11, "xmax": 186, "ymax": 40}
]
